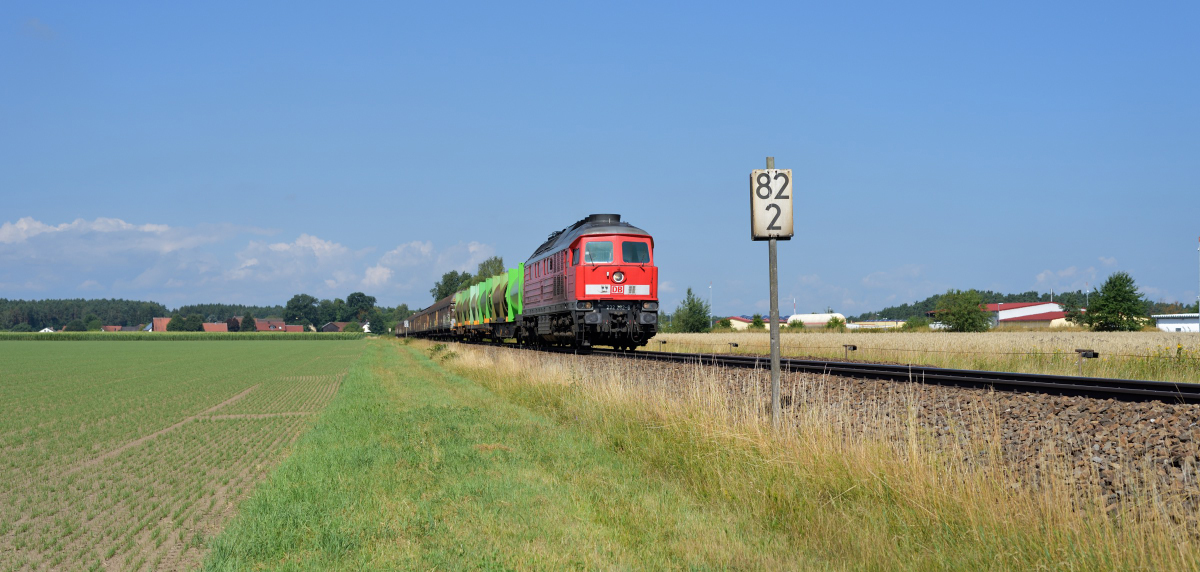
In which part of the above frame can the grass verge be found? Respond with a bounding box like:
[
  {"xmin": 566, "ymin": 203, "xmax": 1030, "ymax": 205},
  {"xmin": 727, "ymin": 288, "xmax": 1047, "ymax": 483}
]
[
  {"xmin": 442, "ymin": 342, "xmax": 1200, "ymax": 570},
  {"xmin": 204, "ymin": 339, "xmax": 812, "ymax": 569}
]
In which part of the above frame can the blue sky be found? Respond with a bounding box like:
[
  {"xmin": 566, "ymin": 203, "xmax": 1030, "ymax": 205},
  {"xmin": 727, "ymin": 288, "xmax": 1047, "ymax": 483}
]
[{"xmin": 2, "ymin": 2, "xmax": 1198, "ymax": 315}]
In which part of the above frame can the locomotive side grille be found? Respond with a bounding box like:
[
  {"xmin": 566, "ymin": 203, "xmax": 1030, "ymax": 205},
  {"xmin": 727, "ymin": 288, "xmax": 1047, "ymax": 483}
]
[{"xmin": 554, "ymin": 276, "xmax": 565, "ymax": 297}]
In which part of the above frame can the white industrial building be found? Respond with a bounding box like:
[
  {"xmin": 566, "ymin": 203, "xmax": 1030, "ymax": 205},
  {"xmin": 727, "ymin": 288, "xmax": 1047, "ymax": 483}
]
[
  {"xmin": 787, "ymin": 313, "xmax": 847, "ymax": 328},
  {"xmin": 1152, "ymin": 314, "xmax": 1199, "ymax": 333}
]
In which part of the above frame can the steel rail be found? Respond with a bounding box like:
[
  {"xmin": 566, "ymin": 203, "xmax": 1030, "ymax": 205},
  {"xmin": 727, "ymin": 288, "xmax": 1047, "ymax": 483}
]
[
  {"xmin": 586, "ymin": 348, "xmax": 1200, "ymax": 404},
  {"xmin": 416, "ymin": 336, "xmax": 1200, "ymax": 404}
]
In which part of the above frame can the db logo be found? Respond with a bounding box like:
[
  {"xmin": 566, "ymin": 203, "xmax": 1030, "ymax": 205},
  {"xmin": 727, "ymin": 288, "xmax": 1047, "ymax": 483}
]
[{"xmin": 612, "ymin": 285, "xmax": 624, "ymax": 295}]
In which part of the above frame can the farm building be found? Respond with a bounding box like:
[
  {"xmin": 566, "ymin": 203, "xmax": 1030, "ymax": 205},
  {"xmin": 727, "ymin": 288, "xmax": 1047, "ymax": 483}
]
[
  {"xmin": 1152, "ymin": 313, "xmax": 1199, "ymax": 333},
  {"xmin": 101, "ymin": 325, "xmax": 122, "ymax": 332},
  {"xmin": 38, "ymin": 327, "xmax": 55, "ymax": 333},
  {"xmin": 201, "ymin": 323, "xmax": 228, "ymax": 333},
  {"xmin": 986, "ymin": 302, "xmax": 1079, "ymax": 328},
  {"xmin": 724, "ymin": 316, "xmax": 787, "ymax": 331},
  {"xmin": 151, "ymin": 317, "xmax": 171, "ymax": 332},
  {"xmin": 321, "ymin": 322, "xmax": 349, "ymax": 332},
  {"xmin": 847, "ymin": 319, "xmax": 905, "ymax": 330},
  {"xmin": 787, "ymin": 313, "xmax": 847, "ymax": 328}
]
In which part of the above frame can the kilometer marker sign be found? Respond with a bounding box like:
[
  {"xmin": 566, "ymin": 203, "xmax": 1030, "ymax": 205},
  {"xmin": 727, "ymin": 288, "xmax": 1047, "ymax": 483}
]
[{"xmin": 749, "ymin": 169, "xmax": 794, "ymax": 240}]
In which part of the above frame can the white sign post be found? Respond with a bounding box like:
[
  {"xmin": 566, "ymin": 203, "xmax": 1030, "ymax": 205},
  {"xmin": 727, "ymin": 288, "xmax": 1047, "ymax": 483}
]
[{"xmin": 750, "ymin": 158, "xmax": 793, "ymax": 428}]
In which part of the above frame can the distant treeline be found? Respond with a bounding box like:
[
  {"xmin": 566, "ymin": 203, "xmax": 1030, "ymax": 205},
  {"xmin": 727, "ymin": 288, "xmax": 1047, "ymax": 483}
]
[
  {"xmin": 174, "ymin": 303, "xmax": 285, "ymax": 321},
  {"xmin": 0, "ymin": 298, "xmax": 168, "ymax": 331},
  {"xmin": 850, "ymin": 290, "xmax": 1196, "ymax": 321}
]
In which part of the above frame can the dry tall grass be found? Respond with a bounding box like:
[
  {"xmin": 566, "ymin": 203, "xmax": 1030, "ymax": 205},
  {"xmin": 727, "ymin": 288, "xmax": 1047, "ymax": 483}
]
[
  {"xmin": 441, "ymin": 341, "xmax": 1200, "ymax": 569},
  {"xmin": 656, "ymin": 331, "xmax": 1200, "ymax": 382}
]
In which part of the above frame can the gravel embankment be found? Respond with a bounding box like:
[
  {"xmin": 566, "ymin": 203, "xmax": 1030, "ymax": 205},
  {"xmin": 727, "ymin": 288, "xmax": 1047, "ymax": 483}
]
[{"xmin": 573, "ymin": 354, "xmax": 1200, "ymax": 511}]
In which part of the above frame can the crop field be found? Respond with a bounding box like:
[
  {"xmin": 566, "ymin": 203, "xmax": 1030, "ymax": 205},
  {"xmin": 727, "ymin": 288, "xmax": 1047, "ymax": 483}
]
[
  {"xmin": 656, "ymin": 331, "xmax": 1200, "ymax": 382},
  {"xmin": 0, "ymin": 341, "xmax": 363, "ymax": 571}
]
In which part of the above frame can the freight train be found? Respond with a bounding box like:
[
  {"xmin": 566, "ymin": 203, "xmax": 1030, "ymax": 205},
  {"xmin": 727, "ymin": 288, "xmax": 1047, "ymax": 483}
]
[{"xmin": 401, "ymin": 214, "xmax": 659, "ymax": 350}]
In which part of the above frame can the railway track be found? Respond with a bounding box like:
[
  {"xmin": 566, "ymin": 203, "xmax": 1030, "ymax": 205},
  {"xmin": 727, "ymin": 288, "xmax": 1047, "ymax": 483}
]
[
  {"xmin": 582, "ymin": 348, "xmax": 1200, "ymax": 404},
  {"xmin": 449, "ymin": 339, "xmax": 1200, "ymax": 404}
]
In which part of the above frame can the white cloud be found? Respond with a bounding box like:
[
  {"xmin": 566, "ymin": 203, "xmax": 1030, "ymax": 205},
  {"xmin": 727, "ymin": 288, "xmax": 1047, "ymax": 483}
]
[
  {"xmin": 0, "ymin": 215, "xmax": 499, "ymax": 306},
  {"xmin": 1099, "ymin": 256, "xmax": 1117, "ymax": 267},
  {"xmin": 362, "ymin": 265, "xmax": 393, "ymax": 287}
]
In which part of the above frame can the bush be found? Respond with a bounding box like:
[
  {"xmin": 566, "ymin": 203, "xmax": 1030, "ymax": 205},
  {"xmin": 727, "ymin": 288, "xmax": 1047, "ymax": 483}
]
[
  {"xmin": 8, "ymin": 323, "xmax": 32, "ymax": 332},
  {"xmin": 902, "ymin": 316, "xmax": 931, "ymax": 331},
  {"xmin": 716, "ymin": 318, "xmax": 732, "ymax": 329},
  {"xmin": 670, "ymin": 288, "xmax": 711, "ymax": 333},
  {"xmin": 344, "ymin": 321, "xmax": 364, "ymax": 333},
  {"xmin": 62, "ymin": 320, "xmax": 86, "ymax": 332},
  {"xmin": 1081, "ymin": 272, "xmax": 1150, "ymax": 332},
  {"xmin": 825, "ymin": 316, "xmax": 846, "ymax": 331},
  {"xmin": 935, "ymin": 289, "xmax": 991, "ymax": 332},
  {"xmin": 749, "ymin": 314, "xmax": 766, "ymax": 330}
]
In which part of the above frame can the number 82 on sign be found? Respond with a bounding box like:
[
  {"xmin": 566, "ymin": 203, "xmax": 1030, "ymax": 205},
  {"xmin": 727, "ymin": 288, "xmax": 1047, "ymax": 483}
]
[{"xmin": 749, "ymin": 169, "xmax": 793, "ymax": 240}]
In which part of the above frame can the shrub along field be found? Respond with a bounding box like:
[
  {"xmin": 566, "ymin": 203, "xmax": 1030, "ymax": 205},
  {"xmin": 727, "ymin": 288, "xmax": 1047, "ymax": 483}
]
[
  {"xmin": 655, "ymin": 331, "xmax": 1200, "ymax": 382},
  {"xmin": 0, "ymin": 341, "xmax": 364, "ymax": 571}
]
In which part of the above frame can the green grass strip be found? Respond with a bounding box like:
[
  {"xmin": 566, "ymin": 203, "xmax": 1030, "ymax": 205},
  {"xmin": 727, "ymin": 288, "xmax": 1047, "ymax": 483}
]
[
  {"xmin": 0, "ymin": 332, "xmax": 367, "ymax": 341},
  {"xmin": 204, "ymin": 340, "xmax": 813, "ymax": 570}
]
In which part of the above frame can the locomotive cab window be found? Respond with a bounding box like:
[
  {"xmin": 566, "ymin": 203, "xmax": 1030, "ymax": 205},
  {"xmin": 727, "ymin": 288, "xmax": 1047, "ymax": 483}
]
[
  {"xmin": 583, "ymin": 241, "xmax": 613, "ymax": 264},
  {"xmin": 572, "ymin": 249, "xmax": 579, "ymax": 266},
  {"xmin": 622, "ymin": 241, "xmax": 651, "ymax": 264}
]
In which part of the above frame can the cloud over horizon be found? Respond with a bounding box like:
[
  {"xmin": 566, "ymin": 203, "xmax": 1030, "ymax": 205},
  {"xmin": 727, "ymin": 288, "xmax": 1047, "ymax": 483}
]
[{"xmin": 0, "ymin": 216, "xmax": 496, "ymax": 307}]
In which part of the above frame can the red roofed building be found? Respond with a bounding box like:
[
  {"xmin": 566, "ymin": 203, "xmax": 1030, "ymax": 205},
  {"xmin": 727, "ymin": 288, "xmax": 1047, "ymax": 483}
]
[
  {"xmin": 283, "ymin": 325, "xmax": 304, "ymax": 332},
  {"xmin": 101, "ymin": 325, "xmax": 122, "ymax": 332},
  {"xmin": 989, "ymin": 302, "xmax": 1081, "ymax": 328},
  {"xmin": 202, "ymin": 323, "xmax": 229, "ymax": 333},
  {"xmin": 321, "ymin": 322, "xmax": 349, "ymax": 332},
  {"xmin": 151, "ymin": 317, "xmax": 171, "ymax": 332},
  {"xmin": 255, "ymin": 319, "xmax": 287, "ymax": 331}
]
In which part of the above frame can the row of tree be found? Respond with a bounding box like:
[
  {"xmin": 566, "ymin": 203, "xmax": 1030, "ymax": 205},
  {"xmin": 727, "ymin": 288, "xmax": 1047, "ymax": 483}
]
[
  {"xmin": 933, "ymin": 272, "xmax": 1162, "ymax": 332},
  {"xmin": 850, "ymin": 285, "xmax": 1196, "ymax": 322},
  {"xmin": 428, "ymin": 257, "xmax": 507, "ymax": 300},
  {"xmin": 0, "ymin": 299, "xmax": 168, "ymax": 331}
]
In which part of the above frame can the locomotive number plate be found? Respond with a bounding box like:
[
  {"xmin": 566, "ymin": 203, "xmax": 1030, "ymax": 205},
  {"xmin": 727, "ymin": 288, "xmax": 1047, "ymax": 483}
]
[{"xmin": 585, "ymin": 284, "xmax": 650, "ymax": 295}]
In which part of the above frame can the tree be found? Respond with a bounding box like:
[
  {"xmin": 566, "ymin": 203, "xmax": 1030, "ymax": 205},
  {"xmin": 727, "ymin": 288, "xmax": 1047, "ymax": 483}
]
[
  {"xmin": 749, "ymin": 314, "xmax": 766, "ymax": 330},
  {"xmin": 901, "ymin": 316, "xmax": 931, "ymax": 331},
  {"xmin": 364, "ymin": 308, "xmax": 386, "ymax": 334},
  {"xmin": 1084, "ymin": 272, "xmax": 1149, "ymax": 332},
  {"xmin": 476, "ymin": 256, "xmax": 505, "ymax": 279},
  {"xmin": 671, "ymin": 288, "xmax": 711, "ymax": 333},
  {"xmin": 167, "ymin": 314, "xmax": 203, "ymax": 331},
  {"xmin": 284, "ymin": 294, "xmax": 319, "ymax": 326},
  {"xmin": 9, "ymin": 323, "xmax": 32, "ymax": 332},
  {"xmin": 62, "ymin": 319, "xmax": 86, "ymax": 332},
  {"xmin": 346, "ymin": 292, "xmax": 377, "ymax": 321},
  {"xmin": 225, "ymin": 317, "xmax": 240, "ymax": 332},
  {"xmin": 343, "ymin": 321, "xmax": 363, "ymax": 333},
  {"xmin": 430, "ymin": 270, "xmax": 473, "ymax": 301},
  {"xmin": 716, "ymin": 317, "xmax": 732, "ymax": 329},
  {"xmin": 935, "ymin": 289, "xmax": 991, "ymax": 332},
  {"xmin": 826, "ymin": 316, "xmax": 846, "ymax": 331},
  {"xmin": 84, "ymin": 313, "xmax": 102, "ymax": 331},
  {"xmin": 241, "ymin": 313, "xmax": 257, "ymax": 333}
]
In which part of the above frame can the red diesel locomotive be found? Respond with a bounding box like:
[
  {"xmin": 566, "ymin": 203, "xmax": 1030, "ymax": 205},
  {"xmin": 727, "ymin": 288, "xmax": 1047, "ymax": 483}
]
[{"xmin": 403, "ymin": 214, "xmax": 659, "ymax": 350}]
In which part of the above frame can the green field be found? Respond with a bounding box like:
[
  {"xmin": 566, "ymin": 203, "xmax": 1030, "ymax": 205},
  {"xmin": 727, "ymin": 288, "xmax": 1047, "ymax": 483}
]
[{"xmin": 0, "ymin": 341, "xmax": 364, "ymax": 571}]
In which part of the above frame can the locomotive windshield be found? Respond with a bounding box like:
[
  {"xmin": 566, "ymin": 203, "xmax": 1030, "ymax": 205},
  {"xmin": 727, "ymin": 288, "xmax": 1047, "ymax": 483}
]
[
  {"xmin": 584, "ymin": 241, "xmax": 613, "ymax": 263},
  {"xmin": 622, "ymin": 241, "xmax": 650, "ymax": 263}
]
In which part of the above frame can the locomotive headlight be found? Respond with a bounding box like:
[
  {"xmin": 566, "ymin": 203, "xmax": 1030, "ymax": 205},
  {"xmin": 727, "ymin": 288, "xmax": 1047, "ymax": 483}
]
[
  {"xmin": 576, "ymin": 301, "xmax": 593, "ymax": 310},
  {"xmin": 642, "ymin": 302, "xmax": 658, "ymax": 311},
  {"xmin": 613, "ymin": 271, "xmax": 626, "ymax": 284}
]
